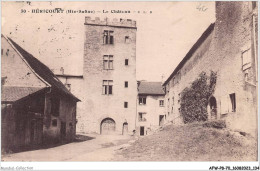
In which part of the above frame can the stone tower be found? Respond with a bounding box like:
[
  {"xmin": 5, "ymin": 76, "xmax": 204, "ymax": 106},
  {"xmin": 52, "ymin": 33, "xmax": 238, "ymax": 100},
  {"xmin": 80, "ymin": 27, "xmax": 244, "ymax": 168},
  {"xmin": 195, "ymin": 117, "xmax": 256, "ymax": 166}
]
[{"xmin": 78, "ymin": 17, "xmax": 137, "ymax": 134}]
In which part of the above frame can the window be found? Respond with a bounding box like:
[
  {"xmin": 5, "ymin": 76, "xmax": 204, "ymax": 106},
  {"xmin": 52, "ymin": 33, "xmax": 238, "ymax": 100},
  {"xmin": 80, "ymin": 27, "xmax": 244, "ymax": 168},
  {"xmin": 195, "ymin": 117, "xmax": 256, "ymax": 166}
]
[
  {"xmin": 252, "ymin": 1, "xmax": 256, "ymax": 9},
  {"xmin": 102, "ymin": 80, "xmax": 113, "ymax": 95},
  {"xmin": 125, "ymin": 59, "xmax": 129, "ymax": 66},
  {"xmin": 125, "ymin": 36, "xmax": 130, "ymax": 43},
  {"xmin": 159, "ymin": 100, "xmax": 164, "ymax": 107},
  {"xmin": 1, "ymin": 49, "xmax": 3, "ymax": 55},
  {"xmin": 103, "ymin": 30, "xmax": 114, "ymax": 44},
  {"xmin": 52, "ymin": 119, "xmax": 57, "ymax": 127},
  {"xmin": 139, "ymin": 97, "xmax": 146, "ymax": 105},
  {"xmin": 125, "ymin": 81, "xmax": 128, "ymax": 88},
  {"xmin": 140, "ymin": 126, "xmax": 145, "ymax": 136},
  {"xmin": 2, "ymin": 77, "xmax": 7, "ymax": 85},
  {"xmin": 242, "ymin": 49, "xmax": 251, "ymax": 71},
  {"xmin": 138, "ymin": 112, "xmax": 147, "ymax": 122},
  {"xmin": 172, "ymin": 77, "xmax": 176, "ymax": 86},
  {"xmin": 176, "ymin": 72, "xmax": 181, "ymax": 83},
  {"xmin": 6, "ymin": 49, "xmax": 9, "ymax": 56},
  {"xmin": 50, "ymin": 97, "xmax": 60, "ymax": 116},
  {"xmin": 103, "ymin": 55, "xmax": 113, "ymax": 70},
  {"xmin": 244, "ymin": 70, "xmax": 249, "ymax": 81},
  {"xmin": 172, "ymin": 97, "xmax": 174, "ymax": 105},
  {"xmin": 124, "ymin": 102, "xmax": 128, "ymax": 108},
  {"xmin": 229, "ymin": 93, "xmax": 236, "ymax": 112}
]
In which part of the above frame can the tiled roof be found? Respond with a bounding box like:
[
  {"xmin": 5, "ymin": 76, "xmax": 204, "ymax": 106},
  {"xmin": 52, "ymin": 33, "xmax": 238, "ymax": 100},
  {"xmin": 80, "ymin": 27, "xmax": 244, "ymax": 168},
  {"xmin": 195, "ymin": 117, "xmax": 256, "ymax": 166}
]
[
  {"xmin": 8, "ymin": 38, "xmax": 80, "ymax": 102},
  {"xmin": 2, "ymin": 86, "xmax": 46, "ymax": 103},
  {"xmin": 138, "ymin": 81, "xmax": 165, "ymax": 95}
]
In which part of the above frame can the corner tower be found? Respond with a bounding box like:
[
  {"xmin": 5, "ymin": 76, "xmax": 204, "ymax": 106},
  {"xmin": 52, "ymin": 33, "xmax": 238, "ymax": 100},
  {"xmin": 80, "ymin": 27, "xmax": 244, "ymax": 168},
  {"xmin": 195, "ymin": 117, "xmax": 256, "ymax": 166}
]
[{"xmin": 79, "ymin": 17, "xmax": 137, "ymax": 134}]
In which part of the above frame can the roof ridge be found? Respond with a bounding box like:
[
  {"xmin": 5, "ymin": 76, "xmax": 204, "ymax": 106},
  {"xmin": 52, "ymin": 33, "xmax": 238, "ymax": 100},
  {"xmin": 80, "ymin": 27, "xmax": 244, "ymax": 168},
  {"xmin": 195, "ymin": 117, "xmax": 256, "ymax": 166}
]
[
  {"xmin": 6, "ymin": 36, "xmax": 51, "ymax": 87},
  {"xmin": 6, "ymin": 37, "xmax": 80, "ymax": 101},
  {"xmin": 163, "ymin": 23, "xmax": 215, "ymax": 86},
  {"xmin": 2, "ymin": 85, "xmax": 46, "ymax": 88}
]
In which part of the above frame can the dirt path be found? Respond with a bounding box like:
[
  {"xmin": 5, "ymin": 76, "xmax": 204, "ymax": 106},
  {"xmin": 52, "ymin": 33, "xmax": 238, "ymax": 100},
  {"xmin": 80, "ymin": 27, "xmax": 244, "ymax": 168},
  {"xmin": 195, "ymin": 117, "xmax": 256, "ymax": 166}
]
[{"xmin": 2, "ymin": 134, "xmax": 134, "ymax": 162}]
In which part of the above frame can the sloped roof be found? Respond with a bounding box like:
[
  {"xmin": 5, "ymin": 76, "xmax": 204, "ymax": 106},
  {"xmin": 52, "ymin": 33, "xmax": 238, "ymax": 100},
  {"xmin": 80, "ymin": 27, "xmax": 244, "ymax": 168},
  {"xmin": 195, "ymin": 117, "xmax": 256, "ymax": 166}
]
[
  {"xmin": 2, "ymin": 86, "xmax": 47, "ymax": 103},
  {"xmin": 8, "ymin": 38, "xmax": 80, "ymax": 101},
  {"xmin": 163, "ymin": 23, "xmax": 215, "ymax": 86},
  {"xmin": 55, "ymin": 74, "xmax": 83, "ymax": 78},
  {"xmin": 138, "ymin": 81, "xmax": 165, "ymax": 95}
]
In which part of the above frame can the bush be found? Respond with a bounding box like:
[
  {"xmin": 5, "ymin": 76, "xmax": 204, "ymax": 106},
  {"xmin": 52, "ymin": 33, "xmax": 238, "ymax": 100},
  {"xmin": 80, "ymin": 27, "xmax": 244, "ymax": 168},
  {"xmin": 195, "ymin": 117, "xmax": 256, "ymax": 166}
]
[
  {"xmin": 202, "ymin": 120, "xmax": 226, "ymax": 129},
  {"xmin": 180, "ymin": 71, "xmax": 217, "ymax": 123}
]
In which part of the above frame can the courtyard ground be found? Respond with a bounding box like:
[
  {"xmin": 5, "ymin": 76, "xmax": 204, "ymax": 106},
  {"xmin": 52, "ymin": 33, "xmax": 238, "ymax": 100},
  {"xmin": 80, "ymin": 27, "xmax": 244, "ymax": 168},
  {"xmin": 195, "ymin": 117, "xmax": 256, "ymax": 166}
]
[
  {"xmin": 2, "ymin": 122, "xmax": 257, "ymax": 161},
  {"xmin": 114, "ymin": 122, "xmax": 258, "ymax": 161},
  {"xmin": 1, "ymin": 133, "xmax": 135, "ymax": 161}
]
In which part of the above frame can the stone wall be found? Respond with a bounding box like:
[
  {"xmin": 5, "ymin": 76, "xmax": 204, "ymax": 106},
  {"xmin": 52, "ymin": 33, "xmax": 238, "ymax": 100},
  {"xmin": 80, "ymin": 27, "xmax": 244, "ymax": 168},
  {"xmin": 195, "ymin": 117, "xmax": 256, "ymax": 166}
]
[
  {"xmin": 56, "ymin": 76, "xmax": 84, "ymax": 133},
  {"xmin": 164, "ymin": 2, "xmax": 258, "ymax": 136},
  {"xmin": 80, "ymin": 17, "xmax": 137, "ymax": 134},
  {"xmin": 43, "ymin": 92, "xmax": 77, "ymax": 143}
]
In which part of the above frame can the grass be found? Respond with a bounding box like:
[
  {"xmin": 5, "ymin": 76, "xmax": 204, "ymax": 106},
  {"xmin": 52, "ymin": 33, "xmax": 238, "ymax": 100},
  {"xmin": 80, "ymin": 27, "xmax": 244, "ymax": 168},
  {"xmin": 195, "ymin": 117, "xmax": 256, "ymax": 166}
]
[{"xmin": 115, "ymin": 122, "xmax": 257, "ymax": 161}]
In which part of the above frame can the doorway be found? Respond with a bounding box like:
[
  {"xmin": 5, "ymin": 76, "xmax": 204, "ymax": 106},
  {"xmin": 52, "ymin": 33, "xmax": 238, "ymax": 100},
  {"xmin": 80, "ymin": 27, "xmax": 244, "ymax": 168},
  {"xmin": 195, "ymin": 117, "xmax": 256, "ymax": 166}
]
[
  {"xmin": 209, "ymin": 96, "xmax": 217, "ymax": 119},
  {"xmin": 100, "ymin": 118, "xmax": 116, "ymax": 134},
  {"xmin": 159, "ymin": 115, "xmax": 164, "ymax": 126},
  {"xmin": 140, "ymin": 126, "xmax": 144, "ymax": 136},
  {"xmin": 122, "ymin": 122, "xmax": 128, "ymax": 135},
  {"xmin": 60, "ymin": 122, "xmax": 66, "ymax": 142},
  {"xmin": 30, "ymin": 118, "xmax": 43, "ymax": 145}
]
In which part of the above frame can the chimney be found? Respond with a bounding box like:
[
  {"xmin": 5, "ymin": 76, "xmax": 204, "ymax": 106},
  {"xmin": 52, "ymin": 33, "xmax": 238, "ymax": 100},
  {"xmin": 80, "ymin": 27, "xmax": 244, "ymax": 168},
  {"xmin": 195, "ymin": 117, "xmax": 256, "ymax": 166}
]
[{"xmin": 60, "ymin": 67, "xmax": 64, "ymax": 75}]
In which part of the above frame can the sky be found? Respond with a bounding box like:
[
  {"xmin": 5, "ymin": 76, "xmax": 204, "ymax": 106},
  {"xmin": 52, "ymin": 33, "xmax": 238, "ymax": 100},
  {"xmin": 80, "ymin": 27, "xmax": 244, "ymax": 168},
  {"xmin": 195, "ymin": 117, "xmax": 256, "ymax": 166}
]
[{"xmin": 2, "ymin": 1, "xmax": 216, "ymax": 82}]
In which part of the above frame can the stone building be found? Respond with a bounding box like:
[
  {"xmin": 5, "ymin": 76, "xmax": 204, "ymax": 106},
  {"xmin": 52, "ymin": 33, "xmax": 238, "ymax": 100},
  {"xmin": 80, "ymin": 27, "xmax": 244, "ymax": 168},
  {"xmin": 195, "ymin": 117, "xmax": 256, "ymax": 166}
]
[
  {"xmin": 55, "ymin": 71, "xmax": 84, "ymax": 128},
  {"xmin": 136, "ymin": 81, "xmax": 165, "ymax": 136},
  {"xmin": 1, "ymin": 35, "xmax": 80, "ymax": 151},
  {"xmin": 163, "ymin": 1, "xmax": 258, "ymax": 136},
  {"xmin": 74, "ymin": 17, "xmax": 137, "ymax": 134}
]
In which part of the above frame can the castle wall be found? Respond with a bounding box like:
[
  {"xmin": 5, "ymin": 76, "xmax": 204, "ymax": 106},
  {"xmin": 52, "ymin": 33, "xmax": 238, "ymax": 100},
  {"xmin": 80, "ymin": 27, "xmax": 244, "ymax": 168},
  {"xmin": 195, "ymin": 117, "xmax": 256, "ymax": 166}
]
[
  {"xmin": 164, "ymin": 2, "xmax": 258, "ymax": 136},
  {"xmin": 80, "ymin": 17, "xmax": 137, "ymax": 134}
]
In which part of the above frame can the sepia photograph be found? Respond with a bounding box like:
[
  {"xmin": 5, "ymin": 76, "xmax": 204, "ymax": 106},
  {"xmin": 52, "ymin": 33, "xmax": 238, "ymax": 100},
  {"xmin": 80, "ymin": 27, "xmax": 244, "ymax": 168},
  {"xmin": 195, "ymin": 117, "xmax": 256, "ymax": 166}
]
[{"xmin": 1, "ymin": 0, "xmax": 259, "ymax": 170}]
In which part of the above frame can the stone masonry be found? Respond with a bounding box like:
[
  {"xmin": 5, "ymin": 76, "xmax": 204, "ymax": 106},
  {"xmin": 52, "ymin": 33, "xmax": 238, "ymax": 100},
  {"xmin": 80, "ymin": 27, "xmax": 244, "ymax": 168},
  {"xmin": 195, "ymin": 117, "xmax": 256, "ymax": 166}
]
[
  {"xmin": 78, "ymin": 17, "xmax": 137, "ymax": 134},
  {"xmin": 163, "ymin": 2, "xmax": 258, "ymax": 136}
]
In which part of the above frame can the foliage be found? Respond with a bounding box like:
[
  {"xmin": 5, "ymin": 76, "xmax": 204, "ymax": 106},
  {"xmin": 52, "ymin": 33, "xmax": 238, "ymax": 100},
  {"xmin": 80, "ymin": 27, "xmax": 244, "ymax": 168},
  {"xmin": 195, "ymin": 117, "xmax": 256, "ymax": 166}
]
[
  {"xmin": 202, "ymin": 120, "xmax": 226, "ymax": 129},
  {"xmin": 180, "ymin": 71, "xmax": 217, "ymax": 123}
]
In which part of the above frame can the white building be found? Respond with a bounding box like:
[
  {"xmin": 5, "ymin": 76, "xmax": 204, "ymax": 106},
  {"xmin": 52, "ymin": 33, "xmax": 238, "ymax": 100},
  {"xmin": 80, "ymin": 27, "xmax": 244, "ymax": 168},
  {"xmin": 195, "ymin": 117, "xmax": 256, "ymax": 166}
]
[{"xmin": 136, "ymin": 81, "xmax": 165, "ymax": 136}]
